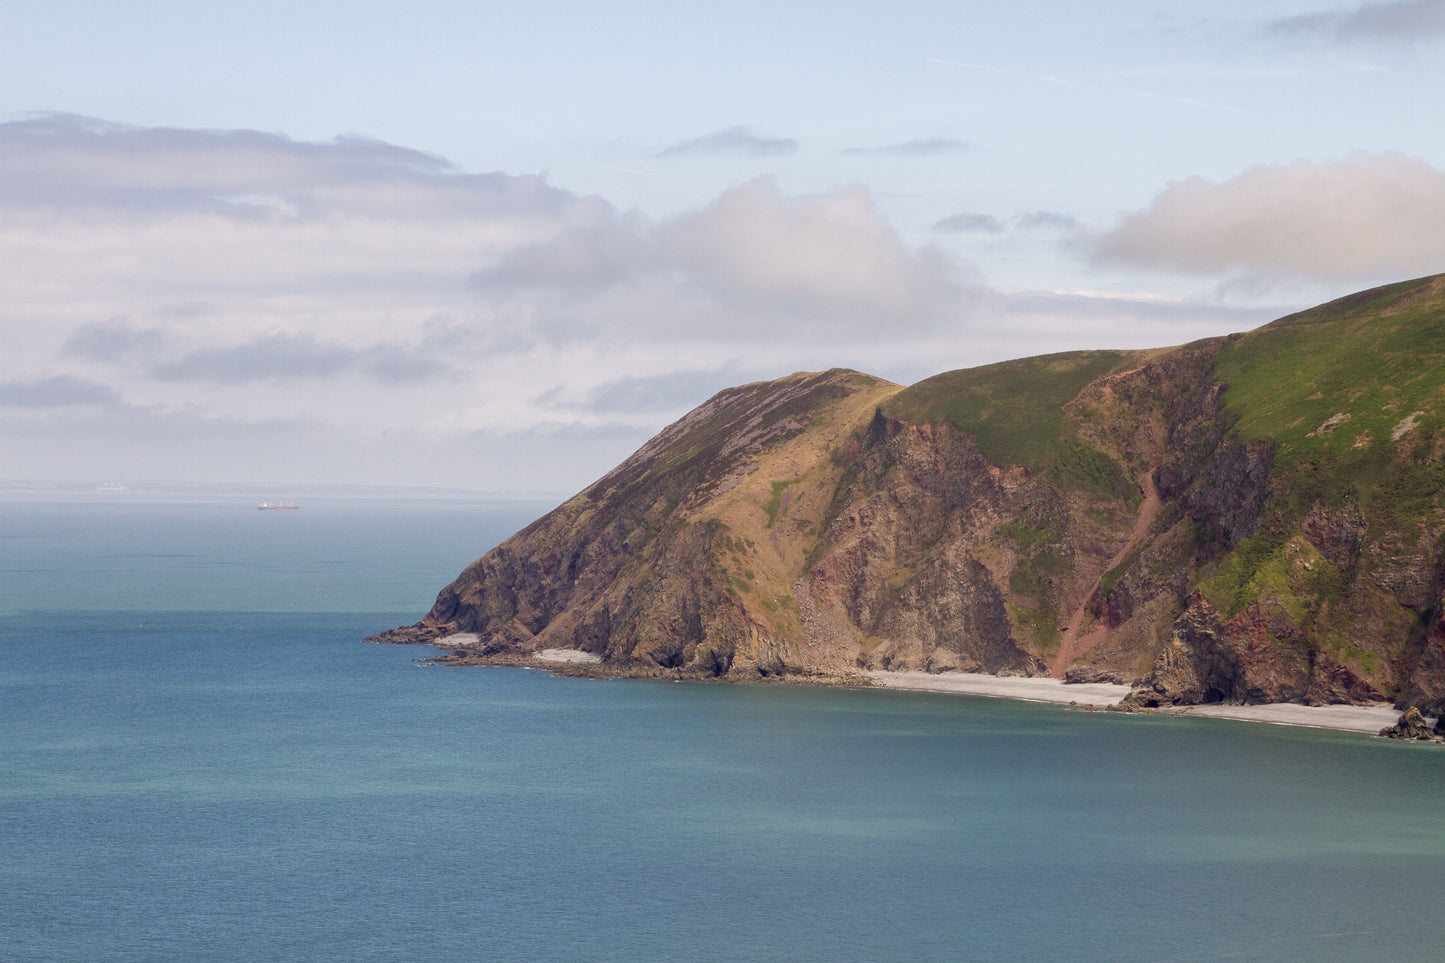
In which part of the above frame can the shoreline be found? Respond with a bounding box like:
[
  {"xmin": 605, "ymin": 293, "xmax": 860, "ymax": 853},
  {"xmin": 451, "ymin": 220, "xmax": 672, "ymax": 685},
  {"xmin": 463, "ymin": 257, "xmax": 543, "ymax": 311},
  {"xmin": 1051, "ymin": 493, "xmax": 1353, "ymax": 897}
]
[
  {"xmin": 868, "ymin": 669, "xmax": 1410, "ymax": 735},
  {"xmin": 425, "ymin": 638, "xmax": 1420, "ymax": 737},
  {"xmin": 868, "ymin": 670, "xmax": 1133, "ymax": 706}
]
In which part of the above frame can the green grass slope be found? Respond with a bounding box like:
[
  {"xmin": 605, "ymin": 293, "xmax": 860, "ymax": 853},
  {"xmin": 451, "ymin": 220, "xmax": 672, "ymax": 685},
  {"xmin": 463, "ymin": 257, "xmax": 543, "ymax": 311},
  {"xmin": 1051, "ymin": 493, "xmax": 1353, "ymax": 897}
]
[
  {"xmin": 1200, "ymin": 274, "xmax": 1445, "ymax": 637},
  {"xmin": 882, "ymin": 349, "xmax": 1147, "ymax": 499},
  {"xmin": 1216, "ymin": 274, "xmax": 1445, "ymax": 465},
  {"xmin": 1218, "ymin": 274, "xmax": 1445, "ymax": 543}
]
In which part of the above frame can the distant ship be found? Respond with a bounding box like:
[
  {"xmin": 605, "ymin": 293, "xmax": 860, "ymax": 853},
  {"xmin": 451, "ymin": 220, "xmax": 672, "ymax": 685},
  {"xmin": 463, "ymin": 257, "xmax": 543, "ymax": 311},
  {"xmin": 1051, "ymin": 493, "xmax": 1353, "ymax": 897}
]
[{"xmin": 256, "ymin": 502, "xmax": 300, "ymax": 511}]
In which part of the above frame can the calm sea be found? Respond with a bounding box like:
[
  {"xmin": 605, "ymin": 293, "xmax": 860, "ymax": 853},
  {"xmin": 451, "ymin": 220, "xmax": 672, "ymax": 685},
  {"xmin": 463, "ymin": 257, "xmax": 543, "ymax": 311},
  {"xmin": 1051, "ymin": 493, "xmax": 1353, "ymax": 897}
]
[{"xmin": 3, "ymin": 496, "xmax": 1444, "ymax": 962}]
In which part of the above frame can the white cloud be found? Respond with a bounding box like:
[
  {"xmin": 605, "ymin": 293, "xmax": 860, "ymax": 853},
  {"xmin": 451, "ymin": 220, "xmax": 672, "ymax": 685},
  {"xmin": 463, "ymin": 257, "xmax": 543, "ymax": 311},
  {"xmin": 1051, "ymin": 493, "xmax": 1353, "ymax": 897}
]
[
  {"xmin": 1268, "ymin": 0, "xmax": 1445, "ymax": 44},
  {"xmin": 0, "ymin": 115, "xmax": 1286, "ymax": 491},
  {"xmin": 658, "ymin": 178, "xmax": 966, "ymax": 326},
  {"xmin": 477, "ymin": 205, "xmax": 651, "ymax": 293},
  {"xmin": 1088, "ymin": 153, "xmax": 1445, "ymax": 282},
  {"xmin": 0, "ymin": 117, "xmax": 998, "ymax": 488},
  {"xmin": 471, "ymin": 176, "xmax": 974, "ymax": 335},
  {"xmin": 657, "ymin": 126, "xmax": 798, "ymax": 158}
]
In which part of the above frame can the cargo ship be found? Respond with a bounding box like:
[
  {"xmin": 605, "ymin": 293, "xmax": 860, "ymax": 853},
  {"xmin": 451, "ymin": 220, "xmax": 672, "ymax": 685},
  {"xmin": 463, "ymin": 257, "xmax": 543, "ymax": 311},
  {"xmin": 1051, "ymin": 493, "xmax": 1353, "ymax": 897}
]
[{"xmin": 256, "ymin": 502, "xmax": 300, "ymax": 511}]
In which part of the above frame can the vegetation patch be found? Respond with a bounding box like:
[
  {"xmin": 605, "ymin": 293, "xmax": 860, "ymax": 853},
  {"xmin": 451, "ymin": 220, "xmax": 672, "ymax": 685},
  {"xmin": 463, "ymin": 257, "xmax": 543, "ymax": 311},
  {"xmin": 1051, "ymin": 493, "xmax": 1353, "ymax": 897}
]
[
  {"xmin": 1009, "ymin": 601, "xmax": 1061, "ymax": 648},
  {"xmin": 996, "ymin": 519, "xmax": 1063, "ymax": 552},
  {"xmin": 1098, "ymin": 545, "xmax": 1144, "ymax": 595},
  {"xmin": 998, "ymin": 517, "xmax": 1070, "ymax": 603},
  {"xmin": 765, "ymin": 479, "xmax": 798, "ymax": 528},
  {"xmin": 884, "ymin": 350, "xmax": 1142, "ymax": 498},
  {"xmin": 1199, "ymin": 532, "xmax": 1286, "ymax": 619},
  {"xmin": 1201, "ymin": 533, "xmax": 1355, "ymax": 634},
  {"xmin": 1262, "ymin": 445, "xmax": 1445, "ymax": 547},
  {"xmin": 1053, "ymin": 439, "xmax": 1137, "ymax": 502},
  {"xmin": 1215, "ymin": 275, "xmax": 1445, "ymax": 466}
]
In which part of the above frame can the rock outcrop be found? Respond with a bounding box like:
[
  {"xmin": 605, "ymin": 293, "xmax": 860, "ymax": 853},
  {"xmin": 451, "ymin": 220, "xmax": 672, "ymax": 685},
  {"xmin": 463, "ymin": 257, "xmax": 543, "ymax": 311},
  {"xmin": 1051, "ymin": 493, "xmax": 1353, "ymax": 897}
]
[
  {"xmin": 1379, "ymin": 707, "xmax": 1445, "ymax": 742},
  {"xmin": 371, "ymin": 274, "xmax": 1445, "ymax": 715}
]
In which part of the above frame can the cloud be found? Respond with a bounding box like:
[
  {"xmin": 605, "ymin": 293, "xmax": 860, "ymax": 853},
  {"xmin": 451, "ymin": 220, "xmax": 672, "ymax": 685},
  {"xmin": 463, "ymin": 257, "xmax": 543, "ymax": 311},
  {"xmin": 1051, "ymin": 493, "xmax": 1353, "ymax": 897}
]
[
  {"xmin": 0, "ymin": 376, "xmax": 118, "ymax": 407},
  {"xmin": 658, "ymin": 178, "xmax": 965, "ymax": 324},
  {"xmin": 999, "ymin": 289, "xmax": 1273, "ymax": 326},
  {"xmin": 150, "ymin": 333, "xmax": 358, "ymax": 383},
  {"xmin": 933, "ymin": 212, "xmax": 1005, "ymax": 234},
  {"xmin": 477, "ymin": 205, "xmax": 651, "ymax": 293},
  {"xmin": 537, "ymin": 366, "xmax": 752, "ymax": 416},
  {"xmin": 475, "ymin": 176, "xmax": 970, "ymax": 330},
  {"xmin": 1014, "ymin": 210, "xmax": 1080, "ymax": 231},
  {"xmin": 358, "ymin": 344, "xmax": 455, "ymax": 384},
  {"xmin": 843, "ymin": 137, "xmax": 977, "ymax": 157},
  {"xmin": 5, "ymin": 116, "xmax": 960, "ymax": 352},
  {"xmin": 1088, "ymin": 153, "xmax": 1445, "ymax": 282},
  {"xmin": 1267, "ymin": 0, "xmax": 1445, "ymax": 43},
  {"xmin": 2, "ymin": 114, "xmax": 1275, "ymax": 492},
  {"xmin": 657, "ymin": 126, "xmax": 798, "ymax": 158},
  {"xmin": 143, "ymin": 333, "xmax": 449, "ymax": 385},
  {"xmin": 61, "ymin": 316, "xmax": 450, "ymax": 386},
  {"xmin": 63, "ymin": 317, "xmax": 165, "ymax": 360},
  {"xmin": 0, "ymin": 112, "xmax": 577, "ymax": 270},
  {"xmin": 1, "ymin": 117, "xmax": 984, "ymax": 490},
  {"xmin": 0, "ymin": 113, "xmax": 575, "ymax": 222},
  {"xmin": 933, "ymin": 210, "xmax": 1080, "ymax": 236}
]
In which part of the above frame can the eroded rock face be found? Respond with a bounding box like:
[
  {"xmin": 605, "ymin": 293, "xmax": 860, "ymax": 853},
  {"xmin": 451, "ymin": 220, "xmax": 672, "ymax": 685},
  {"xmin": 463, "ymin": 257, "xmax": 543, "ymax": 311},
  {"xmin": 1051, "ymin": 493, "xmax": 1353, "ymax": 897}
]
[
  {"xmin": 1178, "ymin": 440, "xmax": 1272, "ymax": 551},
  {"xmin": 1123, "ymin": 594, "xmax": 1386, "ymax": 708},
  {"xmin": 1122, "ymin": 595, "xmax": 1239, "ymax": 707},
  {"xmin": 806, "ymin": 413, "xmax": 1042, "ymax": 676},
  {"xmin": 1401, "ymin": 602, "xmax": 1445, "ymax": 714}
]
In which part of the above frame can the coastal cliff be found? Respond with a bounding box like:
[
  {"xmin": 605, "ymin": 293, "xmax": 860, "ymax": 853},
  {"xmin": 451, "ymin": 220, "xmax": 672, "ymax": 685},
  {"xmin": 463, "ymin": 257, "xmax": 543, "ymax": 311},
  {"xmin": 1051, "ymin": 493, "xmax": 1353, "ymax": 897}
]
[{"xmin": 371, "ymin": 274, "xmax": 1445, "ymax": 717}]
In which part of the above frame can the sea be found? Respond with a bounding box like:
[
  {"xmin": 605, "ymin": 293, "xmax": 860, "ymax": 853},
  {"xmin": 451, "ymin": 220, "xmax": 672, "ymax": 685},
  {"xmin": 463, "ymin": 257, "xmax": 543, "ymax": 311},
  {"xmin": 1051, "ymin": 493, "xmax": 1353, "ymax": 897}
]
[{"xmin": 3, "ymin": 494, "xmax": 1444, "ymax": 962}]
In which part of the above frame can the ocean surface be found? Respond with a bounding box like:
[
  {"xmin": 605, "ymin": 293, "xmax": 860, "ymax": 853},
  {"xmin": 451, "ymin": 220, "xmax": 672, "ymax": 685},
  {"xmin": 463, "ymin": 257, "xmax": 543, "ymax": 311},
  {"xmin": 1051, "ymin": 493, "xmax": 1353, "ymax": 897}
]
[{"xmin": 3, "ymin": 495, "xmax": 1444, "ymax": 962}]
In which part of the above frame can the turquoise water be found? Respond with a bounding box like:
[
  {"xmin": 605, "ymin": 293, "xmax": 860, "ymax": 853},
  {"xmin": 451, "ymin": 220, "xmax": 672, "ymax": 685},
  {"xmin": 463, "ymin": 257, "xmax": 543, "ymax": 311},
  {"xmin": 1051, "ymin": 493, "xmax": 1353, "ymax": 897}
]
[{"xmin": 3, "ymin": 499, "xmax": 1444, "ymax": 961}]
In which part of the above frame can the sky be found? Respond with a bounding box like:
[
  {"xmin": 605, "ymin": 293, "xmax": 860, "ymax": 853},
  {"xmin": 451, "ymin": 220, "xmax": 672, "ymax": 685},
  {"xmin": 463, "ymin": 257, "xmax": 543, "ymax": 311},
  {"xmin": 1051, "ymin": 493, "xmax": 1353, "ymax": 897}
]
[{"xmin": 3, "ymin": 0, "xmax": 1444, "ymax": 494}]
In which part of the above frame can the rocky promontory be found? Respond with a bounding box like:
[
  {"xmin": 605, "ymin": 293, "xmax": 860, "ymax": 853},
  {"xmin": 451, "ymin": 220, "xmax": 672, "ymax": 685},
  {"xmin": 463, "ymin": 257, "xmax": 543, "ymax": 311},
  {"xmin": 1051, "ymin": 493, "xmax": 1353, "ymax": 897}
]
[{"xmin": 371, "ymin": 274, "xmax": 1445, "ymax": 717}]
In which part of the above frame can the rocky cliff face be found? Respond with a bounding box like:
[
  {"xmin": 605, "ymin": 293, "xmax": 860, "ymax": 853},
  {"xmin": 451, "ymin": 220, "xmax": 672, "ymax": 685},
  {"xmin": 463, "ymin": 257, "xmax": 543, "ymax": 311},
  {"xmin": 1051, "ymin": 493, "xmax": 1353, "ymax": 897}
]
[{"xmin": 371, "ymin": 275, "xmax": 1445, "ymax": 714}]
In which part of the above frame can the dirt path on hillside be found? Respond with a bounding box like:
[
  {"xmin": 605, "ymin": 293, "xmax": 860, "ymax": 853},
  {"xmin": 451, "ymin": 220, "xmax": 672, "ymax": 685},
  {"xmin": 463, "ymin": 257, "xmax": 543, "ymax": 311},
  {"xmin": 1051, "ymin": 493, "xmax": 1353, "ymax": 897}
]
[{"xmin": 1050, "ymin": 470, "xmax": 1161, "ymax": 678}]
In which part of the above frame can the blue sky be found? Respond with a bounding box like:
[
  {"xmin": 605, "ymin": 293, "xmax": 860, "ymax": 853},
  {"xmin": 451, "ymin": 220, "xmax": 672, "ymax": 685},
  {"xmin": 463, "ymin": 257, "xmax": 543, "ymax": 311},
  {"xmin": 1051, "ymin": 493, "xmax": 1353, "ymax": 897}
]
[{"xmin": 3, "ymin": 0, "xmax": 1444, "ymax": 491}]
